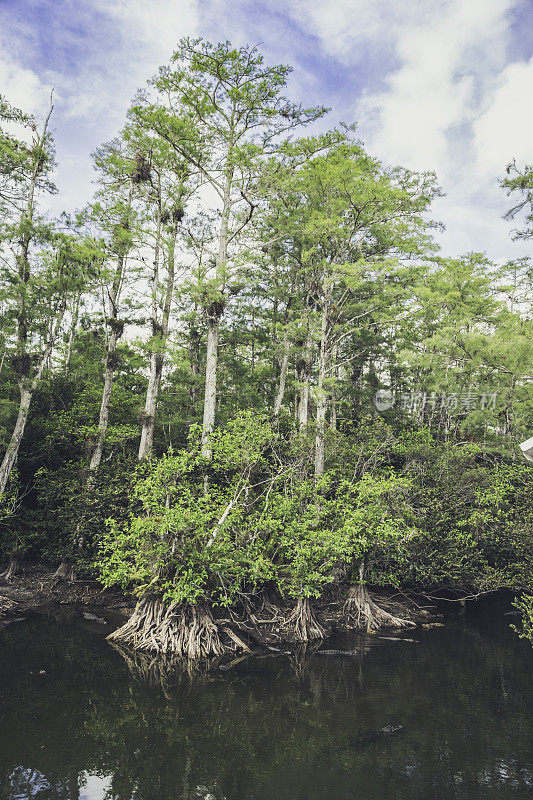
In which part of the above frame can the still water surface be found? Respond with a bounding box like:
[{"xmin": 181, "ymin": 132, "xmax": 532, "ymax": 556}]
[{"xmin": 0, "ymin": 606, "xmax": 532, "ymax": 800}]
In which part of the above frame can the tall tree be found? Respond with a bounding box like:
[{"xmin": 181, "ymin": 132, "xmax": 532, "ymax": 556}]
[
  {"xmin": 136, "ymin": 38, "xmax": 326, "ymax": 456},
  {"xmin": 0, "ymin": 97, "xmax": 89, "ymax": 500}
]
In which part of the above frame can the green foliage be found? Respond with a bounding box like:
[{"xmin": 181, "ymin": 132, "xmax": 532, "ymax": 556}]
[
  {"xmin": 98, "ymin": 412, "xmax": 533, "ymax": 611},
  {"xmin": 512, "ymin": 595, "xmax": 533, "ymax": 644},
  {"xmin": 0, "ymin": 39, "xmax": 531, "ymax": 650}
]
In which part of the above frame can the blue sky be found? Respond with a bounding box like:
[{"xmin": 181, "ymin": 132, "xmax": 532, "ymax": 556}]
[{"xmin": 1, "ymin": 0, "xmax": 532, "ymax": 261}]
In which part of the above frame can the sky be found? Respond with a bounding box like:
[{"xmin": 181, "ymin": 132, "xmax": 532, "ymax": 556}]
[{"xmin": 0, "ymin": 0, "xmax": 532, "ymax": 262}]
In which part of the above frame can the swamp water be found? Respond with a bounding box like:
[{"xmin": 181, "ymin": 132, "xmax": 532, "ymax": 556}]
[{"xmin": 0, "ymin": 606, "xmax": 532, "ymax": 800}]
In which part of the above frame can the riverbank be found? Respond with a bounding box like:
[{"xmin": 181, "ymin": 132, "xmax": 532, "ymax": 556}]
[
  {"xmin": 0, "ymin": 562, "xmax": 442, "ymax": 641},
  {"xmin": 0, "ymin": 562, "xmax": 133, "ymax": 628}
]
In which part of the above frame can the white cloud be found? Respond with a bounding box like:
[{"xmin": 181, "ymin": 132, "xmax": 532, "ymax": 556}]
[
  {"xmin": 0, "ymin": 55, "xmax": 49, "ymax": 117},
  {"xmin": 0, "ymin": 0, "xmax": 529, "ymax": 263},
  {"xmin": 473, "ymin": 56, "xmax": 533, "ymax": 176},
  {"xmin": 284, "ymin": 0, "xmax": 528, "ymax": 260},
  {"xmin": 358, "ymin": 0, "xmax": 515, "ymax": 176},
  {"xmin": 93, "ymin": 0, "xmax": 199, "ymax": 64},
  {"xmin": 286, "ymin": 0, "xmax": 440, "ymax": 62}
]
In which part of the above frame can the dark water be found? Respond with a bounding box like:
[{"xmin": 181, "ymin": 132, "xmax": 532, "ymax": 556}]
[{"xmin": 0, "ymin": 606, "xmax": 532, "ymax": 800}]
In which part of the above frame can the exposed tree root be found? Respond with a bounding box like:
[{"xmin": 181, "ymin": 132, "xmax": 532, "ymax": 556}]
[
  {"xmin": 247, "ymin": 586, "xmax": 284, "ymax": 625},
  {"xmin": 52, "ymin": 560, "xmax": 77, "ymax": 582},
  {"xmin": 107, "ymin": 598, "xmax": 227, "ymax": 659},
  {"xmin": 284, "ymin": 597, "xmax": 325, "ymax": 642},
  {"xmin": 0, "ymin": 556, "xmax": 20, "ymax": 581},
  {"xmin": 344, "ymin": 583, "xmax": 415, "ymax": 632}
]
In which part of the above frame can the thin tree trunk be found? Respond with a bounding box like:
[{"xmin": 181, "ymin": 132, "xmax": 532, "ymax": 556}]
[
  {"xmin": 0, "ymin": 100, "xmax": 55, "ymax": 497},
  {"xmin": 87, "ymin": 182, "xmax": 132, "ymax": 479},
  {"xmin": 0, "ymin": 387, "xmax": 32, "ymax": 496},
  {"xmin": 0, "ymin": 306, "xmax": 65, "ymax": 496},
  {"xmin": 330, "ymin": 343, "xmax": 338, "ymax": 431},
  {"xmin": 273, "ymin": 298, "xmax": 292, "ymax": 417},
  {"xmin": 64, "ymin": 294, "xmax": 81, "ymax": 374},
  {"xmin": 138, "ymin": 198, "xmax": 162, "ymax": 460},
  {"xmin": 88, "ymin": 332, "xmax": 118, "ymax": 479},
  {"xmin": 201, "ymin": 167, "xmax": 232, "ymax": 458},
  {"xmin": 273, "ymin": 329, "xmax": 290, "ymax": 417},
  {"xmin": 139, "ymin": 222, "xmax": 177, "ymax": 460},
  {"xmin": 298, "ymin": 322, "xmax": 312, "ymax": 430},
  {"xmin": 314, "ymin": 296, "xmax": 329, "ymax": 478},
  {"xmin": 188, "ymin": 321, "xmax": 201, "ymax": 411},
  {"xmin": 201, "ymin": 313, "xmax": 220, "ymax": 459}
]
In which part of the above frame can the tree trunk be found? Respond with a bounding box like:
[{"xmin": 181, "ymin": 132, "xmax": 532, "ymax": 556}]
[
  {"xmin": 0, "ymin": 387, "xmax": 32, "ymax": 496},
  {"xmin": 138, "ymin": 352, "xmax": 163, "ymax": 460},
  {"xmin": 188, "ymin": 322, "xmax": 201, "ymax": 411},
  {"xmin": 108, "ymin": 598, "xmax": 226, "ymax": 659},
  {"xmin": 330, "ymin": 343, "xmax": 338, "ymax": 432},
  {"xmin": 0, "ymin": 555, "xmax": 21, "ymax": 581},
  {"xmin": 285, "ymin": 597, "xmax": 325, "ymax": 641},
  {"xmin": 64, "ymin": 294, "xmax": 81, "ymax": 374},
  {"xmin": 298, "ymin": 324, "xmax": 312, "ymax": 430},
  {"xmin": 138, "ymin": 208, "xmax": 177, "ymax": 460},
  {"xmin": 88, "ymin": 330, "xmax": 119, "ymax": 478},
  {"xmin": 52, "ymin": 559, "xmax": 76, "ymax": 582},
  {"xmin": 344, "ymin": 564, "xmax": 414, "ymax": 631},
  {"xmin": 0, "ymin": 100, "xmax": 56, "ymax": 496},
  {"xmin": 273, "ymin": 328, "xmax": 289, "ymax": 417},
  {"xmin": 200, "ymin": 165, "xmax": 232, "ymax": 458},
  {"xmin": 0, "ymin": 306, "xmax": 63, "ymax": 496},
  {"xmin": 314, "ymin": 297, "xmax": 329, "ymax": 478},
  {"xmin": 201, "ymin": 313, "xmax": 220, "ymax": 459},
  {"xmin": 88, "ymin": 180, "xmax": 132, "ymax": 478}
]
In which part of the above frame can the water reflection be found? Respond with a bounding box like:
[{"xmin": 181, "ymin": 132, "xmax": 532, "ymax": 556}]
[{"xmin": 0, "ymin": 608, "xmax": 532, "ymax": 800}]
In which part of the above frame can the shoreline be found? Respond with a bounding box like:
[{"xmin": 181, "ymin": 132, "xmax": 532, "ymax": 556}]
[{"xmin": 0, "ymin": 562, "xmax": 443, "ymax": 639}]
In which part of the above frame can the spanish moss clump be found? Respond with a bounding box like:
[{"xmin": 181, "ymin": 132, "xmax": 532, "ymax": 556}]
[
  {"xmin": 107, "ymin": 598, "xmax": 226, "ymax": 659},
  {"xmin": 131, "ymin": 152, "xmax": 152, "ymax": 184},
  {"xmin": 344, "ymin": 583, "xmax": 415, "ymax": 632},
  {"xmin": 284, "ymin": 597, "xmax": 325, "ymax": 642},
  {"xmin": 10, "ymin": 353, "xmax": 33, "ymax": 377},
  {"xmin": 107, "ymin": 318, "xmax": 125, "ymax": 336},
  {"xmin": 172, "ymin": 204, "xmax": 185, "ymax": 223}
]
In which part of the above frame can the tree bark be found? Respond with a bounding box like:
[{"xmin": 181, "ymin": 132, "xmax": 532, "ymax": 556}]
[
  {"xmin": 188, "ymin": 321, "xmax": 201, "ymax": 411},
  {"xmin": 139, "ymin": 222, "xmax": 177, "ymax": 460},
  {"xmin": 88, "ymin": 336, "xmax": 118, "ymax": 479},
  {"xmin": 273, "ymin": 299, "xmax": 292, "ymax": 417},
  {"xmin": 139, "ymin": 199, "xmax": 162, "ymax": 460},
  {"xmin": 201, "ymin": 312, "xmax": 221, "ymax": 459},
  {"xmin": 314, "ymin": 295, "xmax": 329, "ymax": 478},
  {"xmin": 200, "ymin": 166, "xmax": 232, "ymax": 458},
  {"xmin": 297, "ymin": 322, "xmax": 312, "ymax": 430},
  {"xmin": 87, "ymin": 182, "xmax": 132, "ymax": 479},
  {"xmin": 0, "ymin": 388, "xmax": 32, "ymax": 496},
  {"xmin": 64, "ymin": 294, "xmax": 81, "ymax": 375},
  {"xmin": 0, "ymin": 305, "xmax": 65, "ymax": 496},
  {"xmin": 273, "ymin": 329, "xmax": 290, "ymax": 417},
  {"xmin": 330, "ymin": 343, "xmax": 338, "ymax": 432}
]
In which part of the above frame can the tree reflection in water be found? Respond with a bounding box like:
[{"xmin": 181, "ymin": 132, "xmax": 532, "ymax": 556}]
[{"xmin": 0, "ymin": 609, "xmax": 532, "ymax": 800}]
